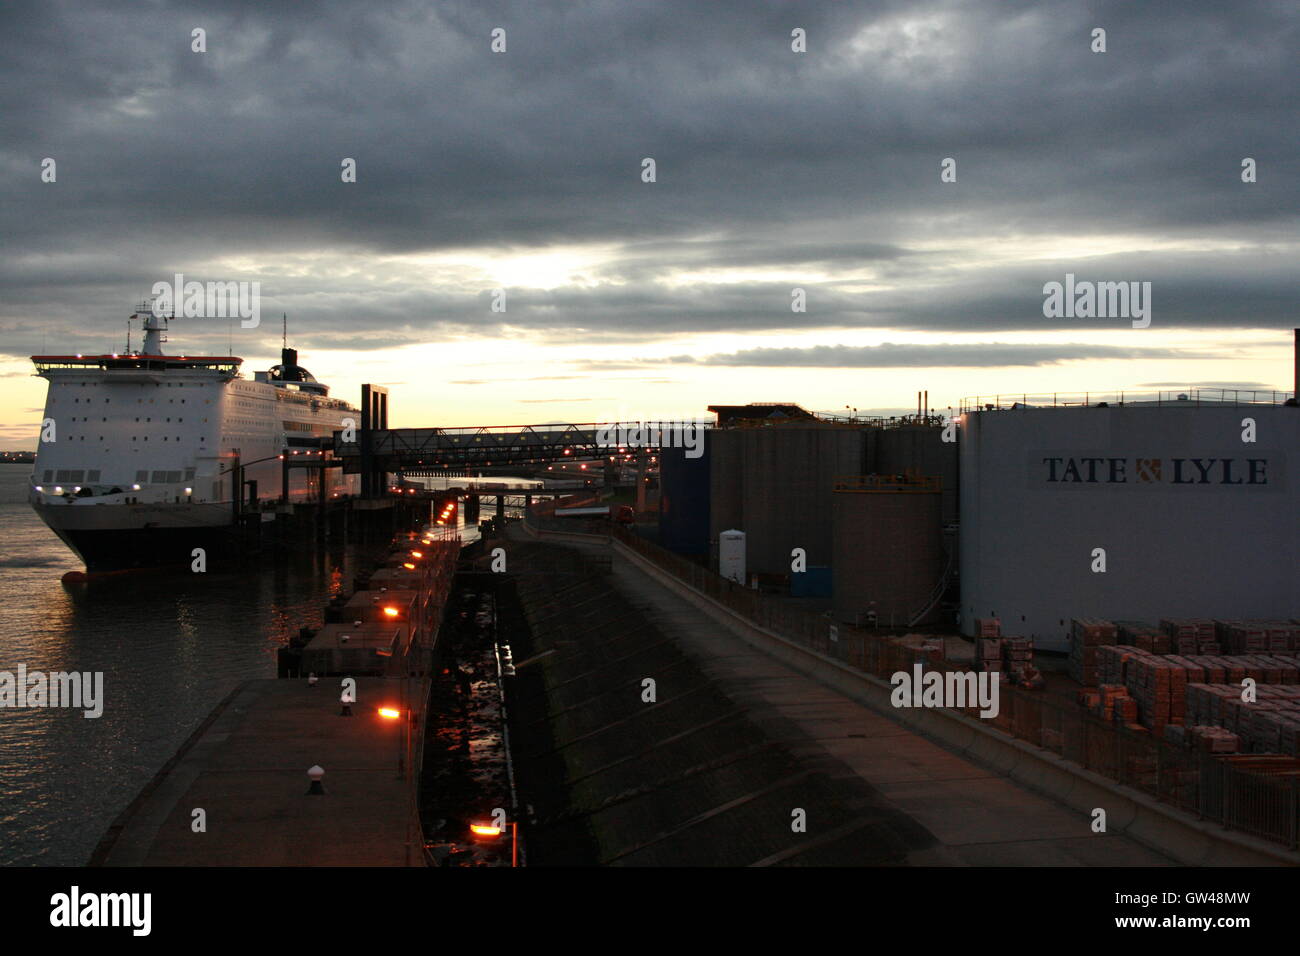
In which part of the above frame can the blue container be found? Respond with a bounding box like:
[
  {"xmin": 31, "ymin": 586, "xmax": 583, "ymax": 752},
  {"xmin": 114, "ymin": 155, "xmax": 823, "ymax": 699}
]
[
  {"xmin": 790, "ymin": 565, "xmax": 832, "ymax": 597},
  {"xmin": 658, "ymin": 440, "xmax": 710, "ymax": 555}
]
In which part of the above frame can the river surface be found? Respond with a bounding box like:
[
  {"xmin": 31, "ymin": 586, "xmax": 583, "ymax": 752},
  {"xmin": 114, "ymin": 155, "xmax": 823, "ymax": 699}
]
[{"xmin": 0, "ymin": 463, "xmax": 516, "ymax": 866}]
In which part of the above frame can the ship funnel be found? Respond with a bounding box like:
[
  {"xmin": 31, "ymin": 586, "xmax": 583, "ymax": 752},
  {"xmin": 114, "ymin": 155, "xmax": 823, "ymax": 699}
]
[{"xmin": 282, "ymin": 346, "xmax": 298, "ymax": 368}]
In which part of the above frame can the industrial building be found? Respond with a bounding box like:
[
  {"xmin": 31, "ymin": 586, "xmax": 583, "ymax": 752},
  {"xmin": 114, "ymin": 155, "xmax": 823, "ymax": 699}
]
[
  {"xmin": 659, "ymin": 350, "xmax": 1298, "ymax": 653},
  {"xmin": 661, "ymin": 403, "xmax": 956, "ymax": 620},
  {"xmin": 959, "ymin": 397, "xmax": 1299, "ymax": 652}
]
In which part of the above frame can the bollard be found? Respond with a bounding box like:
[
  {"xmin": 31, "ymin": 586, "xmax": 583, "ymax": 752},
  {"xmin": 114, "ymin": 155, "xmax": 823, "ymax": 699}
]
[{"xmin": 306, "ymin": 765, "xmax": 325, "ymax": 795}]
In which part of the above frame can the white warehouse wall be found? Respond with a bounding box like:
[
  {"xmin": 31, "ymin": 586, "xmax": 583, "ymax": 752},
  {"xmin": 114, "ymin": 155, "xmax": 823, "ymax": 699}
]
[{"xmin": 959, "ymin": 404, "xmax": 1299, "ymax": 652}]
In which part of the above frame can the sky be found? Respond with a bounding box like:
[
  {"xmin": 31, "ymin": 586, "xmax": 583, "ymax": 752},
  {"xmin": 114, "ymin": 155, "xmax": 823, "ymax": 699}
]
[{"xmin": 1, "ymin": 0, "xmax": 1297, "ymax": 445}]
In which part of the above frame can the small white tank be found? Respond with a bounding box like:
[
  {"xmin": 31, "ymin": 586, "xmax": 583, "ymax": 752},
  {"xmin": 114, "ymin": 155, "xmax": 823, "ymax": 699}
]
[{"xmin": 719, "ymin": 529, "xmax": 746, "ymax": 584}]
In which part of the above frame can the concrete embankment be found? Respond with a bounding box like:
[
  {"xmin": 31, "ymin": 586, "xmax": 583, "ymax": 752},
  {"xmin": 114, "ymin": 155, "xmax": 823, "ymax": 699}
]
[{"xmin": 520, "ymin": 522, "xmax": 1297, "ymax": 866}]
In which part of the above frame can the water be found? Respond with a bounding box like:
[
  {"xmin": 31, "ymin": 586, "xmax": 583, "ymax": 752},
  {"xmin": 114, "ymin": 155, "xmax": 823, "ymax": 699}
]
[
  {"xmin": 0, "ymin": 463, "xmax": 377, "ymax": 865},
  {"xmin": 0, "ymin": 465, "xmax": 538, "ymax": 865}
]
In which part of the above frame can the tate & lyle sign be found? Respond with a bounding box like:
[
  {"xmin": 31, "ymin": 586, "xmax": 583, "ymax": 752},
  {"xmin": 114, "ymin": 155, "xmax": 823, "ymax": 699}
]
[{"xmin": 1029, "ymin": 453, "xmax": 1284, "ymax": 490}]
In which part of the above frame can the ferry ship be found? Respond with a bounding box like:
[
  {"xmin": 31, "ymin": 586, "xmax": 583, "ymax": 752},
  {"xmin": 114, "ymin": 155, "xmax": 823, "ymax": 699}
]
[{"xmin": 29, "ymin": 306, "xmax": 360, "ymax": 571}]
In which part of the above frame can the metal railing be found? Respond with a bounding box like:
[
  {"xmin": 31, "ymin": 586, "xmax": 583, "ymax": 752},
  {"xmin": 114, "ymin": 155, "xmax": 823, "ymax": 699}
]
[{"xmin": 961, "ymin": 388, "xmax": 1295, "ymax": 414}]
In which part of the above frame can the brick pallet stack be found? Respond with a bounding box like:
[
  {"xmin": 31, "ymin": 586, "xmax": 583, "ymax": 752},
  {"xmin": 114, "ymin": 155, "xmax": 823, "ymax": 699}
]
[
  {"xmin": 1218, "ymin": 620, "xmax": 1267, "ymax": 654},
  {"xmin": 1096, "ymin": 643, "xmax": 1144, "ymax": 686},
  {"xmin": 1185, "ymin": 684, "xmax": 1300, "ymax": 755},
  {"xmin": 1182, "ymin": 725, "xmax": 1241, "ymax": 753},
  {"xmin": 1093, "ymin": 647, "xmax": 1300, "ymax": 732},
  {"xmin": 1266, "ymin": 621, "xmax": 1300, "ymax": 653},
  {"xmin": 1069, "ymin": 618, "xmax": 1116, "ymax": 685},
  {"xmin": 1115, "ymin": 620, "xmax": 1169, "ymax": 653},
  {"xmin": 1000, "ymin": 637, "xmax": 1042, "ymax": 686},
  {"xmin": 1095, "ymin": 684, "xmax": 1138, "ymax": 723},
  {"xmin": 976, "ymin": 639, "xmax": 1001, "ymax": 673},
  {"xmin": 1160, "ymin": 618, "xmax": 1219, "ymax": 655},
  {"xmin": 1216, "ymin": 620, "xmax": 1300, "ymax": 654},
  {"xmin": 883, "ymin": 634, "xmax": 944, "ymax": 674},
  {"xmin": 968, "ymin": 617, "xmax": 999, "ymax": 675}
]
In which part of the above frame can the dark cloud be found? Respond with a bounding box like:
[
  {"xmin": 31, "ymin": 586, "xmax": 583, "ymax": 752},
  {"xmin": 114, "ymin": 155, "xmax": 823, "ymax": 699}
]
[
  {"xmin": 0, "ymin": 0, "xmax": 1295, "ymax": 359},
  {"xmin": 617, "ymin": 341, "xmax": 1226, "ymax": 369}
]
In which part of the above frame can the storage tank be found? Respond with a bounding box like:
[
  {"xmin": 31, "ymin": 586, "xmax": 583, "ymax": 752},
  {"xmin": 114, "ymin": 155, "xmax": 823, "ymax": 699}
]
[
  {"xmin": 875, "ymin": 424, "xmax": 959, "ymax": 523},
  {"xmin": 738, "ymin": 425, "xmax": 867, "ymax": 575},
  {"xmin": 832, "ymin": 475, "xmax": 943, "ymax": 626},
  {"xmin": 658, "ymin": 439, "xmax": 711, "ymax": 556},
  {"xmin": 708, "ymin": 429, "xmax": 744, "ymax": 547},
  {"xmin": 719, "ymin": 530, "xmax": 746, "ymax": 584},
  {"xmin": 959, "ymin": 402, "xmax": 1300, "ymax": 651}
]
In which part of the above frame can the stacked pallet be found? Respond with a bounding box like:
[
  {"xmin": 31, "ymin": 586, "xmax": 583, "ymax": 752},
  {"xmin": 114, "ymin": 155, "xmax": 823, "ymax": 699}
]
[
  {"xmin": 1093, "ymin": 647, "xmax": 1300, "ymax": 733},
  {"xmin": 1115, "ymin": 620, "xmax": 1169, "ymax": 654},
  {"xmin": 1186, "ymin": 726, "xmax": 1241, "ymax": 753},
  {"xmin": 973, "ymin": 617, "xmax": 1000, "ymax": 638},
  {"xmin": 1096, "ymin": 643, "xmax": 1145, "ymax": 686},
  {"xmin": 1160, "ymin": 618, "xmax": 1219, "ymax": 654},
  {"xmin": 1069, "ymin": 618, "xmax": 1116, "ymax": 684},
  {"xmin": 882, "ymin": 634, "xmax": 945, "ymax": 673},
  {"xmin": 976, "ymin": 637, "xmax": 1002, "ymax": 673},
  {"xmin": 1217, "ymin": 620, "xmax": 1300, "ymax": 654},
  {"xmin": 1185, "ymin": 684, "xmax": 1300, "ymax": 755},
  {"xmin": 1094, "ymin": 684, "xmax": 1138, "ymax": 723}
]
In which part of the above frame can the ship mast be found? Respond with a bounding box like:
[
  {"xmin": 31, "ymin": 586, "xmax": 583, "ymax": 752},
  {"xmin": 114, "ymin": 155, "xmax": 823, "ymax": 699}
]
[{"xmin": 138, "ymin": 299, "xmax": 171, "ymax": 355}]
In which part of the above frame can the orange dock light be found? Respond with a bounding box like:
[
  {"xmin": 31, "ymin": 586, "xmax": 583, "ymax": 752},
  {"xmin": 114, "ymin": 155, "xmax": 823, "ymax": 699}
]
[
  {"xmin": 402, "ymin": 562, "xmax": 416, "ymax": 570},
  {"xmin": 378, "ymin": 707, "xmax": 401, "ymax": 720},
  {"xmin": 469, "ymin": 823, "xmax": 502, "ymax": 838},
  {"xmin": 382, "ymin": 606, "xmax": 400, "ymax": 618},
  {"xmin": 410, "ymin": 550, "xmax": 423, "ymax": 558}
]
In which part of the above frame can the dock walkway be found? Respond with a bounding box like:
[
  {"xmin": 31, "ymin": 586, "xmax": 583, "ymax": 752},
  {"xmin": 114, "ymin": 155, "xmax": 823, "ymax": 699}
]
[
  {"xmin": 510, "ymin": 526, "xmax": 1170, "ymax": 866},
  {"xmin": 93, "ymin": 677, "xmax": 421, "ymax": 866}
]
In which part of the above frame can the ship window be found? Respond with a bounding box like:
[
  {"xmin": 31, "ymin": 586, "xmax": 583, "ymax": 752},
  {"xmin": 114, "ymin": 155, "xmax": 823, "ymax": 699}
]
[
  {"xmin": 167, "ymin": 470, "xmax": 182, "ymax": 483},
  {"xmin": 151, "ymin": 471, "xmax": 167, "ymax": 483},
  {"xmin": 136, "ymin": 471, "xmax": 147, "ymax": 482},
  {"xmin": 43, "ymin": 470, "xmax": 52, "ymax": 482},
  {"xmin": 185, "ymin": 468, "xmax": 195, "ymax": 480},
  {"xmin": 88, "ymin": 470, "xmax": 100, "ymax": 482}
]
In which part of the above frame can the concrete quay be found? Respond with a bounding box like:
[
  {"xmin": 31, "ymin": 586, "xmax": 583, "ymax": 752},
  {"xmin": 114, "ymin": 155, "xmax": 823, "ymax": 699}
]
[{"xmin": 92, "ymin": 676, "xmax": 424, "ymax": 866}]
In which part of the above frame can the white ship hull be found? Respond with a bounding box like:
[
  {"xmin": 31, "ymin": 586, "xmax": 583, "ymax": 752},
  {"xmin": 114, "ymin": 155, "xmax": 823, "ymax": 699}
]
[{"xmin": 29, "ymin": 330, "xmax": 360, "ymax": 571}]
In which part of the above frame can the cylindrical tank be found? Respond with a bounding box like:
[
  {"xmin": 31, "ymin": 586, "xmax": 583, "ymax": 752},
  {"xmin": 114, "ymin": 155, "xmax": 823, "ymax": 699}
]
[
  {"xmin": 832, "ymin": 477, "xmax": 943, "ymax": 626},
  {"xmin": 658, "ymin": 439, "xmax": 711, "ymax": 555},
  {"xmin": 708, "ymin": 430, "xmax": 744, "ymax": 549},
  {"xmin": 738, "ymin": 426, "xmax": 867, "ymax": 575},
  {"xmin": 719, "ymin": 530, "xmax": 746, "ymax": 584}
]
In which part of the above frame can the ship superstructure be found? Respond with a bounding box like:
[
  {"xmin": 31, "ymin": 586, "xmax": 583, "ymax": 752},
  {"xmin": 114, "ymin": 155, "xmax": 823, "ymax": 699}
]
[{"xmin": 29, "ymin": 306, "xmax": 359, "ymax": 570}]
